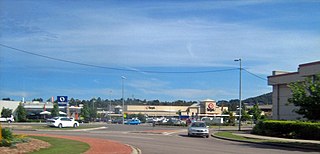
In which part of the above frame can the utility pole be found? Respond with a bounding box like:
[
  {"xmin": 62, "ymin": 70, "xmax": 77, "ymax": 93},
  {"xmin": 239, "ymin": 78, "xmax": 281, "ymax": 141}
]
[
  {"xmin": 234, "ymin": 58, "xmax": 242, "ymax": 131},
  {"xmin": 121, "ymin": 76, "xmax": 126, "ymax": 124}
]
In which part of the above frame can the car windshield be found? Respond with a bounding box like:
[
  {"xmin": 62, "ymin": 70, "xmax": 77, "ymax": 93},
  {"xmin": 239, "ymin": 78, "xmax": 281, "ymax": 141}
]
[{"xmin": 191, "ymin": 122, "xmax": 206, "ymax": 127}]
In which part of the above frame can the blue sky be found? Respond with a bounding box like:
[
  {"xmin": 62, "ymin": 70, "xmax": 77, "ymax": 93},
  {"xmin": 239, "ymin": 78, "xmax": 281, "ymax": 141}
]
[{"xmin": 0, "ymin": 0, "xmax": 319, "ymax": 102}]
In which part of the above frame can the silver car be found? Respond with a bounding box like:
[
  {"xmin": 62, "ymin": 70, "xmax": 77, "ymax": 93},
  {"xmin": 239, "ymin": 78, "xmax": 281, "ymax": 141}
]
[{"xmin": 188, "ymin": 121, "xmax": 209, "ymax": 138}]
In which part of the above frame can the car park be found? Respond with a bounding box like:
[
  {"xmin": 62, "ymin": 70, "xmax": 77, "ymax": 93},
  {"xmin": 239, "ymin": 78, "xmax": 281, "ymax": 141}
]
[
  {"xmin": 46, "ymin": 117, "xmax": 79, "ymax": 128},
  {"xmin": 188, "ymin": 121, "xmax": 209, "ymax": 138}
]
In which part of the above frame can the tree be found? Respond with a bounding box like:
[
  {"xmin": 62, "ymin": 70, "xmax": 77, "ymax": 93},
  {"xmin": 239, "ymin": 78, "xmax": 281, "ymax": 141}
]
[
  {"xmin": 80, "ymin": 103, "xmax": 90, "ymax": 122},
  {"xmin": 227, "ymin": 112, "xmax": 235, "ymax": 126},
  {"xmin": 51, "ymin": 103, "xmax": 59, "ymax": 117},
  {"xmin": 16, "ymin": 103, "xmax": 27, "ymax": 122},
  {"xmin": 248, "ymin": 104, "xmax": 262, "ymax": 123},
  {"xmin": 1, "ymin": 107, "xmax": 12, "ymax": 117},
  {"xmin": 288, "ymin": 74, "xmax": 320, "ymax": 121}
]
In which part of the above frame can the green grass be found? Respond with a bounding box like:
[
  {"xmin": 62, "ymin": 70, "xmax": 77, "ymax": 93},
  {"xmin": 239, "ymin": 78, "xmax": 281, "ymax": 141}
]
[
  {"xmin": 214, "ymin": 131, "xmax": 320, "ymax": 150},
  {"xmin": 29, "ymin": 136, "xmax": 90, "ymax": 154},
  {"xmin": 215, "ymin": 131, "xmax": 266, "ymax": 142}
]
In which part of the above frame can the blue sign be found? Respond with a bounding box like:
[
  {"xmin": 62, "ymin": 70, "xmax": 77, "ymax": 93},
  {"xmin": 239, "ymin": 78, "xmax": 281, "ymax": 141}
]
[{"xmin": 57, "ymin": 96, "xmax": 68, "ymax": 103}]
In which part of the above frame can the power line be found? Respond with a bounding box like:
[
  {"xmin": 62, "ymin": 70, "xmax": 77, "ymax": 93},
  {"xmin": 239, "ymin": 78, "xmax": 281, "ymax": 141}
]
[{"xmin": 0, "ymin": 43, "xmax": 238, "ymax": 74}]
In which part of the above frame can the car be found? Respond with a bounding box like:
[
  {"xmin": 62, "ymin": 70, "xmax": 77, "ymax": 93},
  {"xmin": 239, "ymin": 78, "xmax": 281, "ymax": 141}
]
[
  {"xmin": 188, "ymin": 121, "xmax": 209, "ymax": 138},
  {"xmin": 111, "ymin": 119, "xmax": 123, "ymax": 124},
  {"xmin": 125, "ymin": 119, "xmax": 141, "ymax": 125},
  {"xmin": 0, "ymin": 115, "xmax": 14, "ymax": 123},
  {"xmin": 46, "ymin": 117, "xmax": 79, "ymax": 128}
]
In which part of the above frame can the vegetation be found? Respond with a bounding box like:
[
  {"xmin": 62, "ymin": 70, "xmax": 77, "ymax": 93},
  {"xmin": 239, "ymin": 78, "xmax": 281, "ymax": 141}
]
[
  {"xmin": 16, "ymin": 102, "xmax": 27, "ymax": 122},
  {"xmin": 29, "ymin": 136, "xmax": 90, "ymax": 154},
  {"xmin": 252, "ymin": 120, "xmax": 320, "ymax": 140},
  {"xmin": 51, "ymin": 103, "xmax": 59, "ymax": 117},
  {"xmin": 248, "ymin": 104, "xmax": 262, "ymax": 123},
  {"xmin": 288, "ymin": 74, "xmax": 320, "ymax": 121},
  {"xmin": 80, "ymin": 103, "xmax": 90, "ymax": 122},
  {"xmin": 1, "ymin": 107, "xmax": 12, "ymax": 118},
  {"xmin": 127, "ymin": 113, "xmax": 146, "ymax": 122},
  {"xmin": 0, "ymin": 128, "xmax": 29, "ymax": 147}
]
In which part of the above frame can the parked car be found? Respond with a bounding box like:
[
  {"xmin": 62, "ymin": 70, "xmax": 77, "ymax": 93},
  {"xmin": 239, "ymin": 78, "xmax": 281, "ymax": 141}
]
[
  {"xmin": 111, "ymin": 118, "xmax": 123, "ymax": 124},
  {"xmin": 0, "ymin": 115, "xmax": 14, "ymax": 123},
  {"xmin": 46, "ymin": 117, "xmax": 79, "ymax": 128},
  {"xmin": 125, "ymin": 119, "xmax": 141, "ymax": 125},
  {"xmin": 188, "ymin": 121, "xmax": 209, "ymax": 138}
]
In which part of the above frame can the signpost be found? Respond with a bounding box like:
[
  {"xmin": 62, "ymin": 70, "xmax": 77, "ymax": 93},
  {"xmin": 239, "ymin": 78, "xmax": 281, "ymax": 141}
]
[{"xmin": 57, "ymin": 96, "xmax": 69, "ymax": 117}]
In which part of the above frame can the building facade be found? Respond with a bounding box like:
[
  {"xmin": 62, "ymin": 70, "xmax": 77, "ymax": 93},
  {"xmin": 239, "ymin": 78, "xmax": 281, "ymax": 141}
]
[
  {"xmin": 268, "ymin": 61, "xmax": 320, "ymax": 120},
  {"xmin": 126, "ymin": 99, "xmax": 228, "ymax": 119}
]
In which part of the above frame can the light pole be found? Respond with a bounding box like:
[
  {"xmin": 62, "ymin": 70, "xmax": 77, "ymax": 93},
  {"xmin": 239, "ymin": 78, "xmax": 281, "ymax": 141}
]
[
  {"xmin": 234, "ymin": 58, "xmax": 242, "ymax": 131},
  {"xmin": 121, "ymin": 76, "xmax": 126, "ymax": 124}
]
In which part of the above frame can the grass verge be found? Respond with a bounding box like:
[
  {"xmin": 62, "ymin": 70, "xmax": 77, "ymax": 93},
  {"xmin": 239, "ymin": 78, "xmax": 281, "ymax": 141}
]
[
  {"xmin": 29, "ymin": 136, "xmax": 90, "ymax": 154},
  {"xmin": 214, "ymin": 131, "xmax": 320, "ymax": 150}
]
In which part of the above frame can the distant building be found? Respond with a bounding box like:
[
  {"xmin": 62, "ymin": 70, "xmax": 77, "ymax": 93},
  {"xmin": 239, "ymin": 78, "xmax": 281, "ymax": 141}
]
[
  {"xmin": 0, "ymin": 100, "xmax": 20, "ymax": 115},
  {"xmin": 125, "ymin": 99, "xmax": 228, "ymax": 119},
  {"xmin": 268, "ymin": 61, "xmax": 320, "ymax": 120}
]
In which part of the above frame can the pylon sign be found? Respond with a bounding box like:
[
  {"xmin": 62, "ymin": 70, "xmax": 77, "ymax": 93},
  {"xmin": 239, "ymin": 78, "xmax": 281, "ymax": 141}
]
[{"xmin": 57, "ymin": 96, "xmax": 68, "ymax": 106}]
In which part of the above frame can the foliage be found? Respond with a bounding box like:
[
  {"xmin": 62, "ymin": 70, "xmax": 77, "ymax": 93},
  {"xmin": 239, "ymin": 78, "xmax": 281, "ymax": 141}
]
[
  {"xmin": 241, "ymin": 109, "xmax": 251, "ymax": 122},
  {"xmin": 252, "ymin": 120, "xmax": 320, "ymax": 140},
  {"xmin": 80, "ymin": 103, "xmax": 90, "ymax": 122},
  {"xmin": 32, "ymin": 98, "xmax": 43, "ymax": 102},
  {"xmin": 16, "ymin": 102, "xmax": 27, "ymax": 122},
  {"xmin": 248, "ymin": 104, "xmax": 262, "ymax": 123},
  {"xmin": 2, "ymin": 98, "xmax": 11, "ymax": 101},
  {"xmin": 227, "ymin": 112, "xmax": 235, "ymax": 126},
  {"xmin": 1, "ymin": 107, "xmax": 12, "ymax": 118},
  {"xmin": 2, "ymin": 128, "xmax": 13, "ymax": 140},
  {"xmin": 127, "ymin": 113, "xmax": 146, "ymax": 122},
  {"xmin": 288, "ymin": 74, "xmax": 320, "ymax": 121},
  {"xmin": 243, "ymin": 92, "xmax": 272, "ymax": 105},
  {"xmin": 51, "ymin": 103, "xmax": 59, "ymax": 117}
]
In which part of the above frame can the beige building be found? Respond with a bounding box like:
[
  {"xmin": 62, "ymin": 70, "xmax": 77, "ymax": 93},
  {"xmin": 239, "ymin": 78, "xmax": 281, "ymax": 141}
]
[
  {"xmin": 0, "ymin": 100, "xmax": 21, "ymax": 115},
  {"xmin": 126, "ymin": 99, "xmax": 228, "ymax": 118},
  {"xmin": 268, "ymin": 61, "xmax": 320, "ymax": 120}
]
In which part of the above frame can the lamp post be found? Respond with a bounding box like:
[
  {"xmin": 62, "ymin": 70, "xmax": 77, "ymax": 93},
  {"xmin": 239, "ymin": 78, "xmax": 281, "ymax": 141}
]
[
  {"xmin": 234, "ymin": 58, "xmax": 242, "ymax": 131},
  {"xmin": 121, "ymin": 76, "xmax": 126, "ymax": 124}
]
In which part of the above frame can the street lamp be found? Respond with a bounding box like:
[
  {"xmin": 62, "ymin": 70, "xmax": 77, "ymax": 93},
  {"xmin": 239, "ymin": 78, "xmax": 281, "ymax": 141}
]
[
  {"xmin": 121, "ymin": 76, "xmax": 126, "ymax": 124},
  {"xmin": 234, "ymin": 58, "xmax": 242, "ymax": 131}
]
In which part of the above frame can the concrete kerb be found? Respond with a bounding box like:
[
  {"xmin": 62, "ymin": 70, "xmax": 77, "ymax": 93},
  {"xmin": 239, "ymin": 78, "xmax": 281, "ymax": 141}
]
[
  {"xmin": 211, "ymin": 132, "xmax": 320, "ymax": 151},
  {"xmin": 34, "ymin": 126, "xmax": 107, "ymax": 131},
  {"xmin": 126, "ymin": 144, "xmax": 142, "ymax": 154}
]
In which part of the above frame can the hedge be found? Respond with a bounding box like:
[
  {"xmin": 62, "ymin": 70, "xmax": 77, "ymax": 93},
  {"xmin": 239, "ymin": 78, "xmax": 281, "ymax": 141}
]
[{"xmin": 252, "ymin": 120, "xmax": 320, "ymax": 140}]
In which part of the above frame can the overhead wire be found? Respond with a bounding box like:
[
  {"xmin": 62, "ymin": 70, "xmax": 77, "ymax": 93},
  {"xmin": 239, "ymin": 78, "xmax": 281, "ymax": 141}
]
[{"xmin": 0, "ymin": 43, "xmax": 238, "ymax": 74}]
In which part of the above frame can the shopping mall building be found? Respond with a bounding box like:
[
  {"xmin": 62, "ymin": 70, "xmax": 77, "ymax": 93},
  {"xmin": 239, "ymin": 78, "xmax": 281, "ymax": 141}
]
[{"xmin": 125, "ymin": 99, "xmax": 228, "ymax": 119}]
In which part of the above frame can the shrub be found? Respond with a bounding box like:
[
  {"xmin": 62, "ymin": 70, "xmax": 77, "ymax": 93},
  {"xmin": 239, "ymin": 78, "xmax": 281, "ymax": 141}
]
[
  {"xmin": 252, "ymin": 120, "xmax": 320, "ymax": 140},
  {"xmin": 2, "ymin": 128, "xmax": 13, "ymax": 140},
  {"xmin": 0, "ymin": 129, "xmax": 29, "ymax": 147}
]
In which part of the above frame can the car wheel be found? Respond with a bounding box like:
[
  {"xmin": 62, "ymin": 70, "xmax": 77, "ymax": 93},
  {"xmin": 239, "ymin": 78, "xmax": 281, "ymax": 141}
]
[
  {"xmin": 188, "ymin": 133, "xmax": 191, "ymax": 137},
  {"xmin": 206, "ymin": 135, "xmax": 209, "ymax": 138},
  {"xmin": 58, "ymin": 123, "xmax": 62, "ymax": 128},
  {"xmin": 7, "ymin": 120, "xmax": 12, "ymax": 123},
  {"xmin": 73, "ymin": 123, "xmax": 78, "ymax": 128}
]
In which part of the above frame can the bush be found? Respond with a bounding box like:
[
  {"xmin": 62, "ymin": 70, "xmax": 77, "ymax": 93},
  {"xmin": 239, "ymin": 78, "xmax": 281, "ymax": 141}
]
[
  {"xmin": 1, "ymin": 129, "xmax": 29, "ymax": 147},
  {"xmin": 2, "ymin": 128, "xmax": 13, "ymax": 140},
  {"xmin": 252, "ymin": 120, "xmax": 320, "ymax": 140}
]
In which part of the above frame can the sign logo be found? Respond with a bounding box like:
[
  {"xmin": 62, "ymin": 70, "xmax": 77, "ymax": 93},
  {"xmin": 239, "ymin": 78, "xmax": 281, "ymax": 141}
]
[
  {"xmin": 57, "ymin": 96, "xmax": 68, "ymax": 102},
  {"xmin": 207, "ymin": 103, "xmax": 215, "ymax": 112}
]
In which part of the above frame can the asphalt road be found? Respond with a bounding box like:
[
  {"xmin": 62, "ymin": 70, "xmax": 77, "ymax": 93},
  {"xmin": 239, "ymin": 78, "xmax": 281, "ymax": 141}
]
[{"xmin": 13, "ymin": 124, "xmax": 319, "ymax": 154}]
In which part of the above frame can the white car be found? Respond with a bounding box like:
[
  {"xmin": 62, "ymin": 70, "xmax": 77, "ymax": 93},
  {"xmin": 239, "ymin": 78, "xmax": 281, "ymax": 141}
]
[
  {"xmin": 188, "ymin": 121, "xmax": 209, "ymax": 138},
  {"xmin": 46, "ymin": 117, "xmax": 79, "ymax": 128},
  {"xmin": 0, "ymin": 115, "xmax": 14, "ymax": 123}
]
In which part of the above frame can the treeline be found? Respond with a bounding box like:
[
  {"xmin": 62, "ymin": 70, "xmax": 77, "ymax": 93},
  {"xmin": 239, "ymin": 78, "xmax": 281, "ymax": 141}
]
[{"xmin": 67, "ymin": 98, "xmax": 197, "ymax": 109}]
